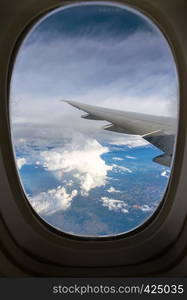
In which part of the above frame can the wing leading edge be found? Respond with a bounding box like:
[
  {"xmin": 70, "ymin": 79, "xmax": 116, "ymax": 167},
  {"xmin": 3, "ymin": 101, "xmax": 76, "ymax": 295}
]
[{"xmin": 62, "ymin": 100, "xmax": 175, "ymax": 167}]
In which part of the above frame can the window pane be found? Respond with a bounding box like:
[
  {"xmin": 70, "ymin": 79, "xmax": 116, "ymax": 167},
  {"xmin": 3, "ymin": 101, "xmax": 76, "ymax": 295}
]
[{"xmin": 10, "ymin": 3, "xmax": 178, "ymax": 237}]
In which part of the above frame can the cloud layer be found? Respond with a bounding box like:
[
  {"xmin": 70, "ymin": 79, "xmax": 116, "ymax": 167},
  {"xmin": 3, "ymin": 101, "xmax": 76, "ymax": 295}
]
[{"xmin": 10, "ymin": 4, "xmax": 178, "ymax": 144}]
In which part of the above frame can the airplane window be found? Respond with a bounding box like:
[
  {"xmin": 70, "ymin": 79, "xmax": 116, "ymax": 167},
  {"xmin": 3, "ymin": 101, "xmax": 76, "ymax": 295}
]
[{"xmin": 10, "ymin": 2, "xmax": 178, "ymax": 237}]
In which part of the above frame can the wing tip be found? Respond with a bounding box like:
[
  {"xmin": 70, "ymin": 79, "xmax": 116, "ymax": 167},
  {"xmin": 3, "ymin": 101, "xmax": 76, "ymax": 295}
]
[
  {"xmin": 60, "ymin": 99, "xmax": 86, "ymax": 111},
  {"xmin": 60, "ymin": 99, "xmax": 72, "ymax": 104},
  {"xmin": 60, "ymin": 99, "xmax": 79, "ymax": 108}
]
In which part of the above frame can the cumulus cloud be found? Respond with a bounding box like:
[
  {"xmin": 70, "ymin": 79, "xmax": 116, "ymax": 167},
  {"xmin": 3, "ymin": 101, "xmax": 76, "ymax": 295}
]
[
  {"xmin": 101, "ymin": 197, "xmax": 128, "ymax": 213},
  {"xmin": 29, "ymin": 186, "xmax": 77, "ymax": 215},
  {"xmin": 40, "ymin": 136, "xmax": 112, "ymax": 196},
  {"xmin": 107, "ymin": 186, "xmax": 121, "ymax": 193},
  {"xmin": 17, "ymin": 157, "xmax": 27, "ymax": 169}
]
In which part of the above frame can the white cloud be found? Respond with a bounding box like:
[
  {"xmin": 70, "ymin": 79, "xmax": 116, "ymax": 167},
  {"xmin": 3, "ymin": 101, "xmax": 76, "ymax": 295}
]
[
  {"xmin": 125, "ymin": 155, "xmax": 136, "ymax": 160},
  {"xmin": 132, "ymin": 204, "xmax": 153, "ymax": 212},
  {"xmin": 101, "ymin": 197, "xmax": 128, "ymax": 213},
  {"xmin": 139, "ymin": 204, "xmax": 152, "ymax": 212},
  {"xmin": 112, "ymin": 164, "xmax": 132, "ymax": 173},
  {"xmin": 17, "ymin": 157, "xmax": 27, "ymax": 169},
  {"xmin": 108, "ymin": 135, "xmax": 150, "ymax": 148},
  {"xmin": 40, "ymin": 136, "xmax": 112, "ymax": 196},
  {"xmin": 63, "ymin": 179, "xmax": 74, "ymax": 187},
  {"xmin": 112, "ymin": 157, "xmax": 124, "ymax": 161},
  {"xmin": 161, "ymin": 169, "xmax": 170, "ymax": 178},
  {"xmin": 29, "ymin": 186, "xmax": 77, "ymax": 215},
  {"xmin": 107, "ymin": 186, "xmax": 121, "ymax": 193}
]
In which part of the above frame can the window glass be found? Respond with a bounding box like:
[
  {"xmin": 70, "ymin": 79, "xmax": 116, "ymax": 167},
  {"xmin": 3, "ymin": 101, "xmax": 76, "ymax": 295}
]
[{"xmin": 10, "ymin": 3, "xmax": 178, "ymax": 237}]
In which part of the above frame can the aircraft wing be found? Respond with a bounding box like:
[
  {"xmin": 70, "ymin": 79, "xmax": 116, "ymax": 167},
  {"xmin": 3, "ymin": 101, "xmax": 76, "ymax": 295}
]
[{"xmin": 62, "ymin": 100, "xmax": 175, "ymax": 167}]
